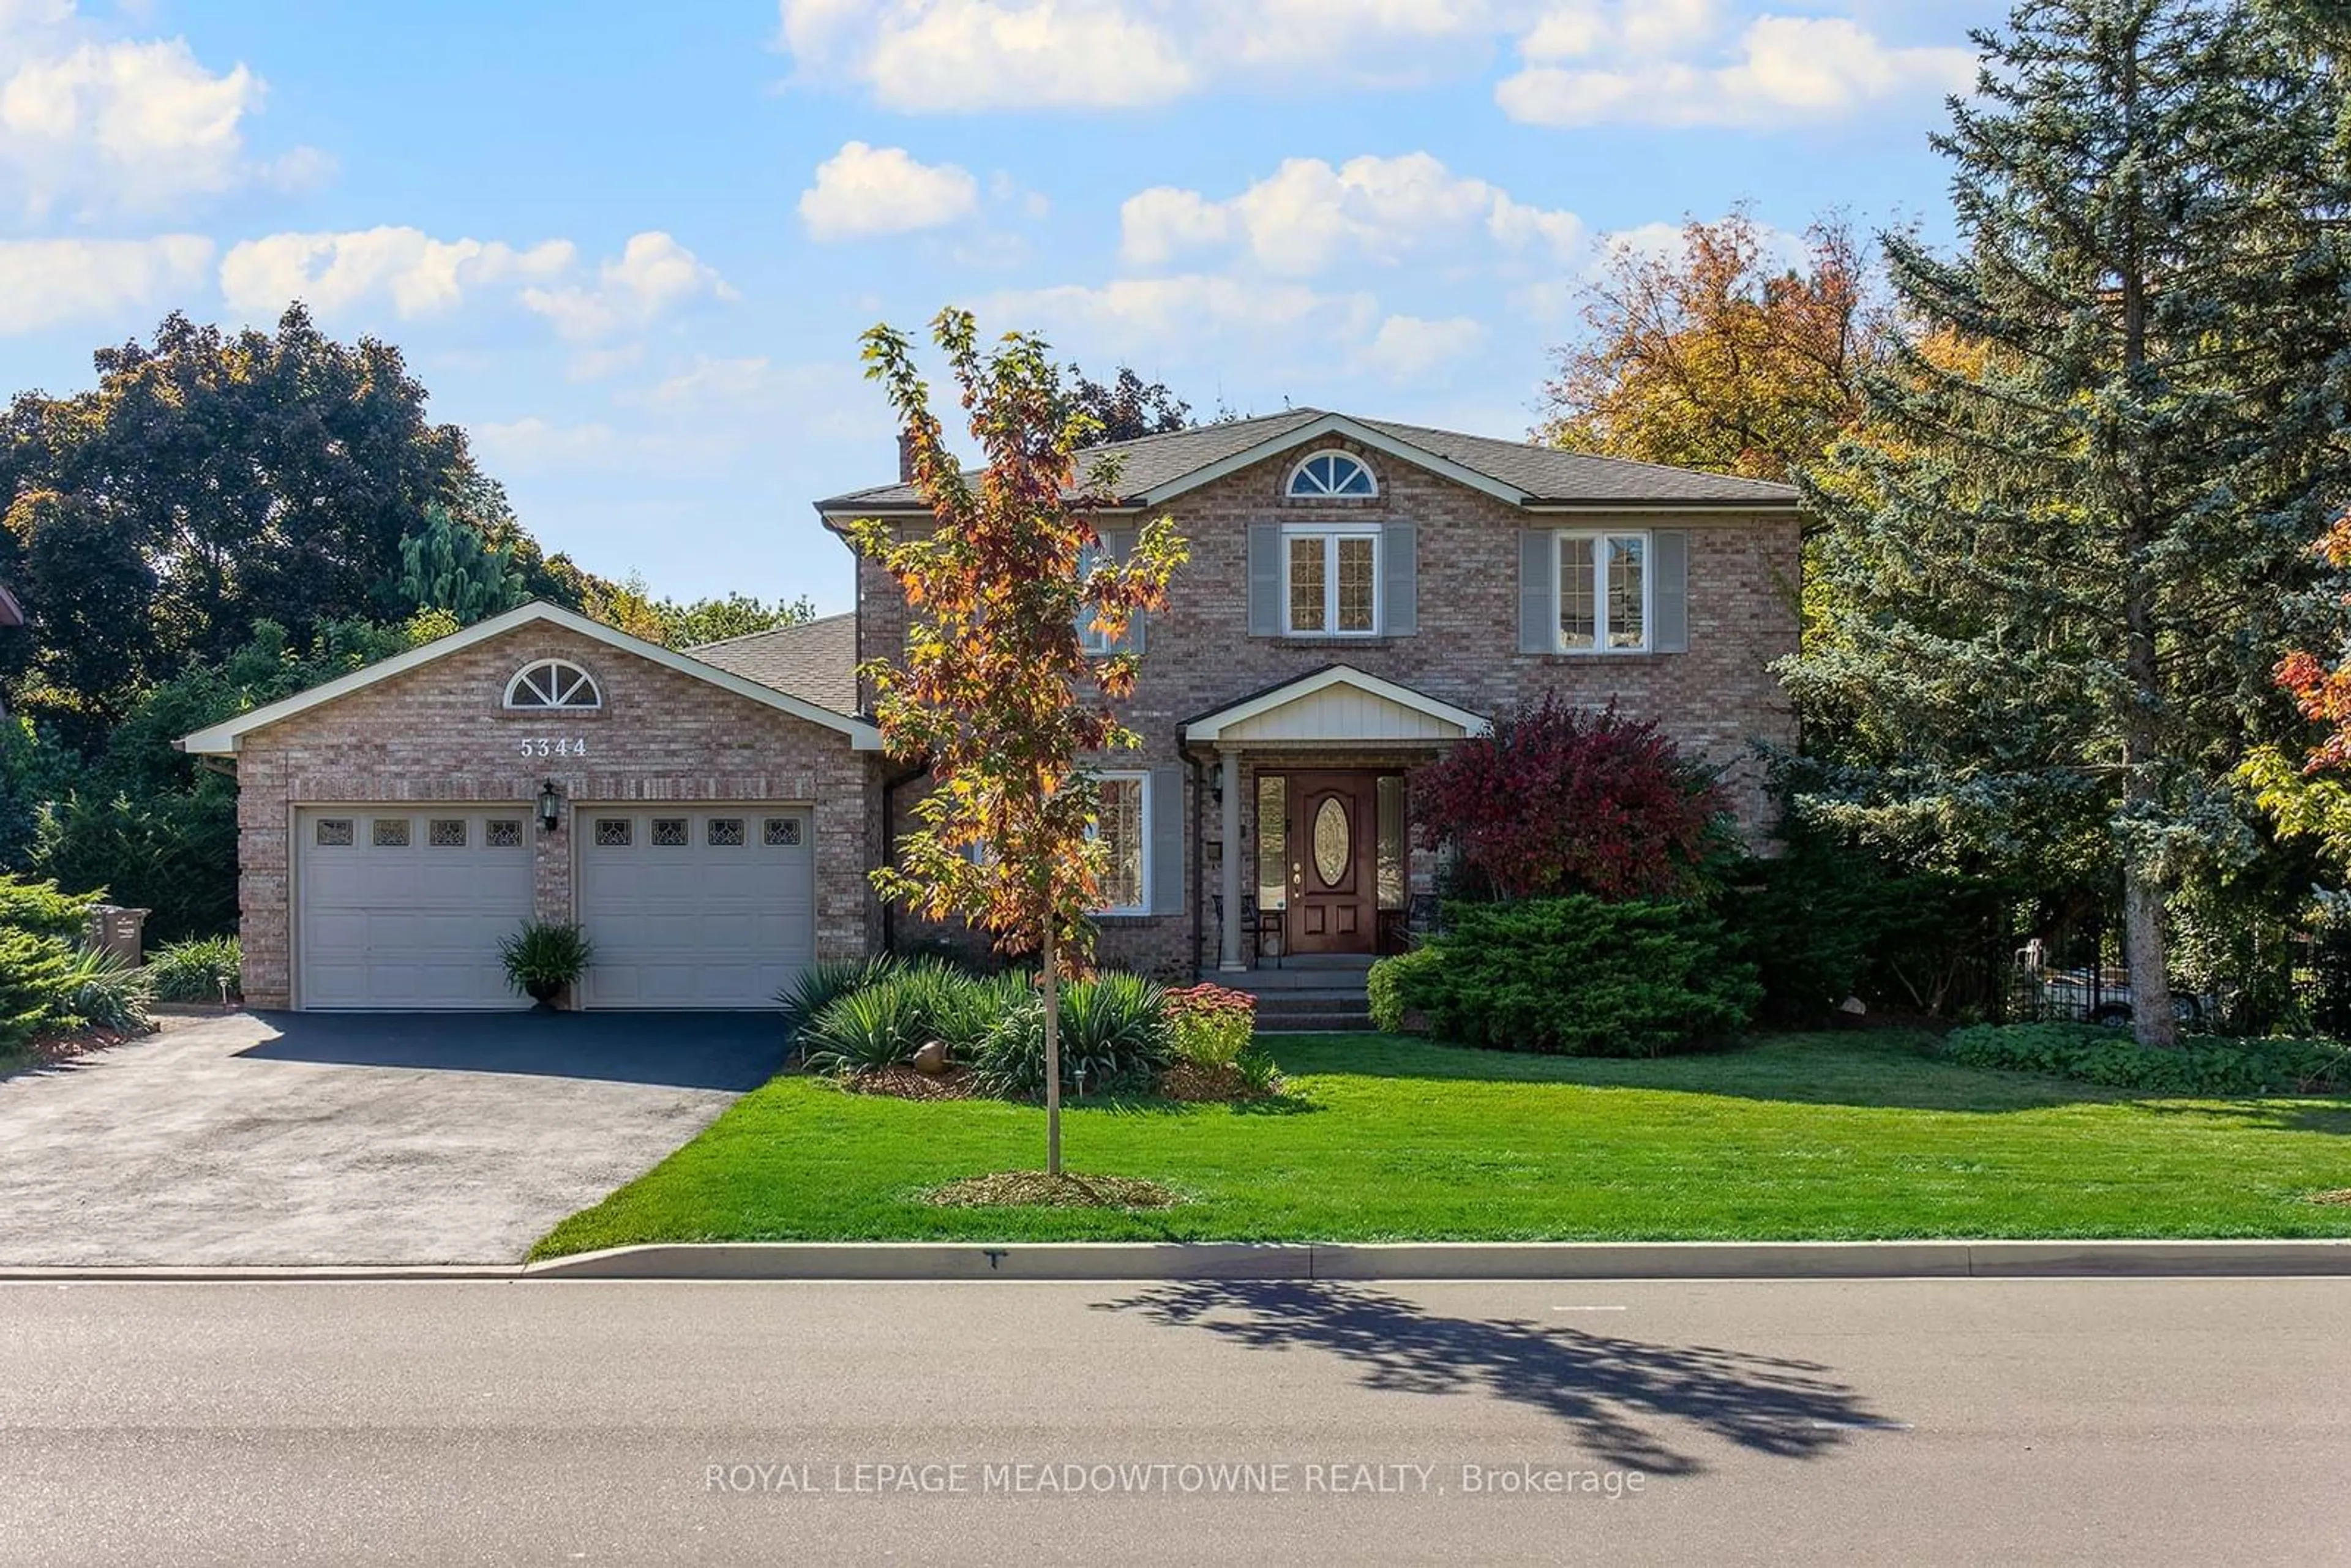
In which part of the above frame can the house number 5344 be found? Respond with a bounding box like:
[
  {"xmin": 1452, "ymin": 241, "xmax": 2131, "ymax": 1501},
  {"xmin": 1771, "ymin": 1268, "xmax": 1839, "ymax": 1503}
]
[{"xmin": 517, "ymin": 737, "xmax": 588, "ymax": 758}]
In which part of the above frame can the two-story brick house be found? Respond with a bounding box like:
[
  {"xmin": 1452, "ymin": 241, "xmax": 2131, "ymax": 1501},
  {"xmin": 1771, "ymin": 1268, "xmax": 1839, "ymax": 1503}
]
[{"xmin": 182, "ymin": 410, "xmax": 1798, "ymax": 1011}]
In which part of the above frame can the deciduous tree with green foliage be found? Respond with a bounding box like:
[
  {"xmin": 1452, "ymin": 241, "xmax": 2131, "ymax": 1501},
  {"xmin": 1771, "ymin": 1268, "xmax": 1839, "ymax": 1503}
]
[
  {"xmin": 1539, "ymin": 208, "xmax": 1890, "ymax": 484},
  {"xmin": 1785, "ymin": 0, "xmax": 2351, "ymax": 1048},
  {"xmin": 394, "ymin": 503, "xmax": 527, "ymax": 623},
  {"xmin": 846, "ymin": 309, "xmax": 1185, "ymax": 1176}
]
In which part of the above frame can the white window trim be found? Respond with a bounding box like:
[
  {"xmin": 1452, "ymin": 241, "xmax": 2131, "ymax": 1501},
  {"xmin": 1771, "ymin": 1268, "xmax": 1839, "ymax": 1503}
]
[
  {"xmin": 1284, "ymin": 448, "xmax": 1379, "ymax": 500},
  {"xmin": 1087, "ymin": 770, "xmax": 1151, "ymax": 917},
  {"xmin": 1553, "ymin": 527, "xmax": 1653, "ymax": 655},
  {"xmin": 1281, "ymin": 520, "xmax": 1382, "ymax": 638},
  {"xmin": 503, "ymin": 658, "xmax": 603, "ymax": 710}
]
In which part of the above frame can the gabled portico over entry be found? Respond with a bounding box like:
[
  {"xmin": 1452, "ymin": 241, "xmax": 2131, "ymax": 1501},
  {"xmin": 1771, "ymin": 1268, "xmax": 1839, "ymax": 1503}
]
[{"xmin": 1183, "ymin": 667, "xmax": 1487, "ymax": 973}]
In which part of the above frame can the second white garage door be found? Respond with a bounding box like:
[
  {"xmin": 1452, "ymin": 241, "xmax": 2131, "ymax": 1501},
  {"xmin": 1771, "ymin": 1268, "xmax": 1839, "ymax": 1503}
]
[{"xmin": 577, "ymin": 805, "xmax": 815, "ymax": 1009}]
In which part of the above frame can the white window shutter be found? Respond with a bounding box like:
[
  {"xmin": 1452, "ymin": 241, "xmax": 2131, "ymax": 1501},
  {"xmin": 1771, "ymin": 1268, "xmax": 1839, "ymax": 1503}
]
[
  {"xmin": 1651, "ymin": 530, "xmax": 1688, "ymax": 653},
  {"xmin": 1248, "ymin": 523, "xmax": 1281, "ymax": 636},
  {"xmin": 1518, "ymin": 529, "xmax": 1555, "ymax": 654},
  {"xmin": 1149, "ymin": 766, "xmax": 1183, "ymax": 916},
  {"xmin": 1382, "ymin": 521, "xmax": 1417, "ymax": 636}
]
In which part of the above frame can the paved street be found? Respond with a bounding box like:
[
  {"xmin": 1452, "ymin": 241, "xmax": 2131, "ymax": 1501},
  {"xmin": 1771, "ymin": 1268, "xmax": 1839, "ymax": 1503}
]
[
  {"xmin": 2, "ymin": 1276, "xmax": 2344, "ymax": 1565},
  {"xmin": 0, "ymin": 1012, "xmax": 784, "ymax": 1266}
]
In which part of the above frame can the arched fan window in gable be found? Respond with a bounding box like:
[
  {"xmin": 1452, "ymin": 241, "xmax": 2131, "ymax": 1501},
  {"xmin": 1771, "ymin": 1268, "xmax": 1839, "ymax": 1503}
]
[
  {"xmin": 503, "ymin": 658, "xmax": 602, "ymax": 711},
  {"xmin": 1286, "ymin": 450, "xmax": 1378, "ymax": 499}
]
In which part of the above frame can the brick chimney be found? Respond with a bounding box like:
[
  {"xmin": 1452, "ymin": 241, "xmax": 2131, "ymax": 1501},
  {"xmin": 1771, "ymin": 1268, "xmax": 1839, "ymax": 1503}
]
[{"xmin": 898, "ymin": 432, "xmax": 918, "ymax": 484}]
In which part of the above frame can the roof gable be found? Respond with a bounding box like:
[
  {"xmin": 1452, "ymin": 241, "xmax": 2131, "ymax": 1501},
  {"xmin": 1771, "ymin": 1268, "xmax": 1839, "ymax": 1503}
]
[
  {"xmin": 178, "ymin": 601, "xmax": 882, "ymax": 756},
  {"xmin": 1183, "ymin": 665, "xmax": 1488, "ymax": 745},
  {"xmin": 814, "ymin": 408, "xmax": 1799, "ymax": 516}
]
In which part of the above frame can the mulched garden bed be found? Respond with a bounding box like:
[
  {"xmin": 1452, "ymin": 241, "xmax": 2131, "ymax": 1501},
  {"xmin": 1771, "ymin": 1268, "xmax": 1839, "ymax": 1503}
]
[
  {"xmin": 924, "ymin": 1171, "xmax": 1183, "ymax": 1210},
  {"xmin": 1155, "ymin": 1062, "xmax": 1282, "ymax": 1103},
  {"xmin": 839, "ymin": 1064, "xmax": 978, "ymax": 1101},
  {"xmin": 12, "ymin": 1022, "xmax": 156, "ymax": 1071}
]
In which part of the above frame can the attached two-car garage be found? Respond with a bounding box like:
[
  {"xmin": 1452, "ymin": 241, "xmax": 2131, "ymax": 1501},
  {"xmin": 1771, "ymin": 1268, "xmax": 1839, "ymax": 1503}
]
[{"xmin": 294, "ymin": 801, "xmax": 817, "ymax": 1010}]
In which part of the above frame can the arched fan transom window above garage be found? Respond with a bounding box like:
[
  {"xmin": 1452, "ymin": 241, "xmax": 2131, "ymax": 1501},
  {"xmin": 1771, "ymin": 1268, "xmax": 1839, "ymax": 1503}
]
[
  {"xmin": 503, "ymin": 658, "xmax": 602, "ymax": 710},
  {"xmin": 1286, "ymin": 451, "xmax": 1377, "ymax": 499}
]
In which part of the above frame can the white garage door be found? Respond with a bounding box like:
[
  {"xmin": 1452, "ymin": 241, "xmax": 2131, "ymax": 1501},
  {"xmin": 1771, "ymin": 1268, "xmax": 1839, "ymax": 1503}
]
[
  {"xmin": 296, "ymin": 807, "xmax": 534, "ymax": 1010},
  {"xmin": 577, "ymin": 805, "xmax": 815, "ymax": 1009}
]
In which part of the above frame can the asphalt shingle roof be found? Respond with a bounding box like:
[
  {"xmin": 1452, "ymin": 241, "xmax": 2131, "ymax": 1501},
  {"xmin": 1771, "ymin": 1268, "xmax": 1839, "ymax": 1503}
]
[
  {"xmin": 687, "ymin": 612, "xmax": 857, "ymax": 716},
  {"xmin": 814, "ymin": 408, "xmax": 1799, "ymax": 511}
]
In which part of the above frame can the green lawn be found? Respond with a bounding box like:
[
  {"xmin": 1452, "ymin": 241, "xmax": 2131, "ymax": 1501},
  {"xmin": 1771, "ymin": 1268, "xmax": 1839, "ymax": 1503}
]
[{"xmin": 533, "ymin": 1030, "xmax": 2351, "ymax": 1256}]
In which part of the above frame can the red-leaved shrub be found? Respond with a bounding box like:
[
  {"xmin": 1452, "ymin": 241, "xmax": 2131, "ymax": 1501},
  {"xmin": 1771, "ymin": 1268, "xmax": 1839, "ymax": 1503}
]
[{"xmin": 1411, "ymin": 696, "xmax": 1730, "ymax": 901}]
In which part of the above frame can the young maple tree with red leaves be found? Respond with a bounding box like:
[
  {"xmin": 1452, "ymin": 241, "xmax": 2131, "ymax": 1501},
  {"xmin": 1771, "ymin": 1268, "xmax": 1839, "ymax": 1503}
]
[
  {"xmin": 844, "ymin": 308, "xmax": 1185, "ymax": 1175},
  {"xmin": 2277, "ymin": 511, "xmax": 2351, "ymax": 772},
  {"xmin": 1411, "ymin": 696, "xmax": 1729, "ymax": 902}
]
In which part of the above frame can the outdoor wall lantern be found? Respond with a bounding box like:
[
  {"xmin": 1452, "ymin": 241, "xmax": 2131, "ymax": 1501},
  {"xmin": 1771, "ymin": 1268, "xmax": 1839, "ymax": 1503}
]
[{"xmin": 537, "ymin": 779, "xmax": 563, "ymax": 834}]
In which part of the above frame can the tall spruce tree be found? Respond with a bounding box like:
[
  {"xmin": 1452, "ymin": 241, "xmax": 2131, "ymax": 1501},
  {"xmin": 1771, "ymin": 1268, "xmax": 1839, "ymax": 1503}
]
[{"xmin": 1786, "ymin": 0, "xmax": 2351, "ymax": 1046}]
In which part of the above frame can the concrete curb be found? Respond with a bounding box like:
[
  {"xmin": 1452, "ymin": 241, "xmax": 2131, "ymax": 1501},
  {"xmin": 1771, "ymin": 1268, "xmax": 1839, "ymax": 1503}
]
[
  {"xmin": 523, "ymin": 1238, "xmax": 2351, "ymax": 1281},
  {"xmin": 6, "ymin": 1239, "xmax": 2347, "ymax": 1284},
  {"xmin": 0, "ymin": 1264, "xmax": 524, "ymax": 1282}
]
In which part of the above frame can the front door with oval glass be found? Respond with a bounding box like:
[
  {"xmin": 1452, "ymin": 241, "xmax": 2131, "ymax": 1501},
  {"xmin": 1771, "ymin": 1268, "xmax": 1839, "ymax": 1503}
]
[{"xmin": 1284, "ymin": 771, "xmax": 1381, "ymax": 955}]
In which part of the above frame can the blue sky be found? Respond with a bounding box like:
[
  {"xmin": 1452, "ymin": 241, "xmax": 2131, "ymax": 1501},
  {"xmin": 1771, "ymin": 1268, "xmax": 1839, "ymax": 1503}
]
[{"xmin": 0, "ymin": 0, "xmax": 2010, "ymax": 613}]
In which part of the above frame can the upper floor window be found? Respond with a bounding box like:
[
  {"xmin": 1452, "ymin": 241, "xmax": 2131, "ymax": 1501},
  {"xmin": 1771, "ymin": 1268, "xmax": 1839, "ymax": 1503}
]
[
  {"xmin": 504, "ymin": 658, "xmax": 602, "ymax": 710},
  {"xmin": 1286, "ymin": 450, "xmax": 1377, "ymax": 500},
  {"xmin": 1286, "ymin": 524, "xmax": 1381, "ymax": 636},
  {"xmin": 1075, "ymin": 540, "xmax": 1116, "ymax": 655},
  {"xmin": 1555, "ymin": 530, "xmax": 1648, "ymax": 653},
  {"xmin": 1089, "ymin": 772, "xmax": 1150, "ymax": 915}
]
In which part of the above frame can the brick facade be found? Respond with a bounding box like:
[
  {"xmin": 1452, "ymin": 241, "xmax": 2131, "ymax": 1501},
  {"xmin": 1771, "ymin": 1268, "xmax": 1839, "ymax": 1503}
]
[
  {"xmin": 857, "ymin": 437, "xmax": 1802, "ymax": 980},
  {"xmin": 229, "ymin": 622, "xmax": 879, "ymax": 1008}
]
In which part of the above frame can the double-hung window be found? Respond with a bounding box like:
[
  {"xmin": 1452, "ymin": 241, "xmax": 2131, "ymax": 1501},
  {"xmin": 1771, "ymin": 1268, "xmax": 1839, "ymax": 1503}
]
[
  {"xmin": 1555, "ymin": 530, "xmax": 1649, "ymax": 653},
  {"xmin": 1089, "ymin": 772, "xmax": 1149, "ymax": 915},
  {"xmin": 1074, "ymin": 540, "xmax": 1115, "ymax": 655},
  {"xmin": 1284, "ymin": 525, "xmax": 1380, "ymax": 637}
]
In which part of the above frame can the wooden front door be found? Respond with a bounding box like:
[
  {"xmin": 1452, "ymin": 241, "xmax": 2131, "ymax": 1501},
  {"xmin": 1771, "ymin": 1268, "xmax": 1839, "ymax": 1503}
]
[{"xmin": 1286, "ymin": 771, "xmax": 1379, "ymax": 955}]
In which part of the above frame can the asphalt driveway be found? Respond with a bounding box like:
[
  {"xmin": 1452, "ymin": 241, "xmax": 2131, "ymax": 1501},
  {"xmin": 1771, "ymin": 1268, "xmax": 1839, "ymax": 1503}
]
[{"xmin": 0, "ymin": 1011, "xmax": 787, "ymax": 1267}]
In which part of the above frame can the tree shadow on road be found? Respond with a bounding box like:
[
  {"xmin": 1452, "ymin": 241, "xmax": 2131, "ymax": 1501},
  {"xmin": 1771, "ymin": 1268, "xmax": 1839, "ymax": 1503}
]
[{"xmin": 1101, "ymin": 1280, "xmax": 1892, "ymax": 1475}]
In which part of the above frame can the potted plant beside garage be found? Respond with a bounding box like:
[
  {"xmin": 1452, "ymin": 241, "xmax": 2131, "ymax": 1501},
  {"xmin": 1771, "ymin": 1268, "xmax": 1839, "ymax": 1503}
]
[{"xmin": 500, "ymin": 921, "xmax": 594, "ymax": 1010}]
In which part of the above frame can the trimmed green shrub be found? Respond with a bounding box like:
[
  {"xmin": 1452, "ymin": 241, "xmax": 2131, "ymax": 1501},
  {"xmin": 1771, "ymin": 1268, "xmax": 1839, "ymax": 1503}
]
[
  {"xmin": 970, "ymin": 973, "xmax": 1174, "ymax": 1100},
  {"xmin": 1944, "ymin": 1022, "xmax": 2349, "ymax": 1095},
  {"xmin": 145, "ymin": 935, "xmax": 242, "ymax": 1003},
  {"xmin": 1381, "ymin": 896, "xmax": 1761, "ymax": 1057},
  {"xmin": 1166, "ymin": 982, "xmax": 1255, "ymax": 1069},
  {"xmin": 0, "ymin": 923, "xmax": 78, "ymax": 1048},
  {"xmin": 1367, "ymin": 948, "xmax": 1442, "ymax": 1034},
  {"xmin": 58, "ymin": 948, "xmax": 153, "ymax": 1033},
  {"xmin": 0, "ymin": 873, "xmax": 97, "ymax": 942}
]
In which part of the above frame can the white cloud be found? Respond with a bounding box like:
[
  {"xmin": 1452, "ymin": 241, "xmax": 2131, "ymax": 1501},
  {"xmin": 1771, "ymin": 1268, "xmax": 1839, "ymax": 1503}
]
[
  {"xmin": 219, "ymin": 227, "xmax": 575, "ymax": 319},
  {"xmin": 1120, "ymin": 153, "xmax": 1582, "ymax": 276},
  {"xmin": 0, "ymin": 233, "xmax": 210, "ymax": 332},
  {"xmin": 778, "ymin": 1, "xmax": 1965, "ymax": 126},
  {"xmin": 1497, "ymin": 10, "xmax": 1974, "ymax": 128},
  {"xmin": 1354, "ymin": 313, "xmax": 1487, "ymax": 380},
  {"xmin": 798, "ymin": 140, "xmax": 980, "ymax": 240},
  {"xmin": 0, "ymin": 4, "xmax": 328, "ymax": 219},
  {"xmin": 782, "ymin": 0, "xmax": 1194, "ymax": 111},
  {"xmin": 520, "ymin": 231, "xmax": 737, "ymax": 340},
  {"xmin": 775, "ymin": 0, "xmax": 1506, "ymax": 111}
]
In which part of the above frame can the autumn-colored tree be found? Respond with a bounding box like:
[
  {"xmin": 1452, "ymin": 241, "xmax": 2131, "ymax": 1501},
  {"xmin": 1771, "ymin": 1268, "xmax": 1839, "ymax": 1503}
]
[
  {"xmin": 846, "ymin": 309, "xmax": 1185, "ymax": 1175},
  {"xmin": 1540, "ymin": 209, "xmax": 1890, "ymax": 483},
  {"xmin": 2248, "ymin": 511, "xmax": 2351, "ymax": 865},
  {"xmin": 1411, "ymin": 697, "xmax": 1731, "ymax": 902}
]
